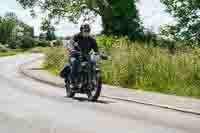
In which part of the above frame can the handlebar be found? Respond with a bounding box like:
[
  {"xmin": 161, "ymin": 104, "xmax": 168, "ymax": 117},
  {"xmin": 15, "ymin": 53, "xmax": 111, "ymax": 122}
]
[{"xmin": 100, "ymin": 53, "xmax": 109, "ymax": 60}]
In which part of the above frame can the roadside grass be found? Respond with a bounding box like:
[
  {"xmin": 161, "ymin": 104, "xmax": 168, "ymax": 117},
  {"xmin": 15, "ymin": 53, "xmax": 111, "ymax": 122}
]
[
  {"xmin": 43, "ymin": 36, "xmax": 200, "ymax": 99},
  {"xmin": 43, "ymin": 47, "xmax": 68, "ymax": 75},
  {"xmin": 0, "ymin": 46, "xmax": 51, "ymax": 57},
  {"xmin": 27, "ymin": 47, "xmax": 51, "ymax": 54},
  {"xmin": 0, "ymin": 49, "xmax": 26, "ymax": 57}
]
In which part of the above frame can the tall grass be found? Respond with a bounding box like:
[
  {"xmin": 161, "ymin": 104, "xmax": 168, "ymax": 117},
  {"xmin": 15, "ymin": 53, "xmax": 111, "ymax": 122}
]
[
  {"xmin": 43, "ymin": 47, "xmax": 68, "ymax": 75},
  {"xmin": 28, "ymin": 47, "xmax": 51, "ymax": 53},
  {"xmin": 43, "ymin": 36, "xmax": 200, "ymax": 98}
]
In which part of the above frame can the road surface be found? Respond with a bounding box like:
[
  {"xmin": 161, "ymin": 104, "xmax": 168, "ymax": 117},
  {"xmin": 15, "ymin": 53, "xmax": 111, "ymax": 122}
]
[{"xmin": 0, "ymin": 54, "xmax": 199, "ymax": 133}]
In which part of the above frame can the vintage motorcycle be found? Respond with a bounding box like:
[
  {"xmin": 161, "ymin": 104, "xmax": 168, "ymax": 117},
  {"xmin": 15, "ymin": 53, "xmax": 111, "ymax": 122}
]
[{"xmin": 60, "ymin": 41, "xmax": 108, "ymax": 101}]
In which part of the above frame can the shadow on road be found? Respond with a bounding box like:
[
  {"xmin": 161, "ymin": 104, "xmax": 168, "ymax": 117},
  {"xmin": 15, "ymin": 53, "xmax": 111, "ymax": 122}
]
[
  {"xmin": 29, "ymin": 68, "xmax": 45, "ymax": 70},
  {"xmin": 64, "ymin": 96, "xmax": 115, "ymax": 104}
]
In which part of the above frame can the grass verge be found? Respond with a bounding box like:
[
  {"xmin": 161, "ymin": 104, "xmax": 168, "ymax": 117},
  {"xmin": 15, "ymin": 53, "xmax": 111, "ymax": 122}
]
[
  {"xmin": 43, "ymin": 36, "xmax": 200, "ymax": 99},
  {"xmin": 0, "ymin": 49, "xmax": 26, "ymax": 57},
  {"xmin": 27, "ymin": 47, "xmax": 51, "ymax": 54}
]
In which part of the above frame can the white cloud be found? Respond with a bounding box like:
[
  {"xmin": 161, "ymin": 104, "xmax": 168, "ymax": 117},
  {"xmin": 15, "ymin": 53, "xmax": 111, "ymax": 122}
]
[
  {"xmin": 138, "ymin": 0, "xmax": 175, "ymax": 32},
  {"xmin": 53, "ymin": 15, "xmax": 103, "ymax": 36},
  {"xmin": 0, "ymin": 0, "xmax": 175, "ymax": 36}
]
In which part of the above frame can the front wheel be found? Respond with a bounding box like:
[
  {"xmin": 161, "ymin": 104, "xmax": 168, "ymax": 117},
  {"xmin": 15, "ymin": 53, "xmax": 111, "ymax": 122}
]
[
  {"xmin": 65, "ymin": 79, "xmax": 75, "ymax": 98},
  {"xmin": 87, "ymin": 72, "xmax": 102, "ymax": 102}
]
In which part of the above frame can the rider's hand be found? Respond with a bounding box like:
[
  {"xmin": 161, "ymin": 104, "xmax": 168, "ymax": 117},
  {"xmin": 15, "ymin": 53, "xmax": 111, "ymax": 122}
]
[{"xmin": 95, "ymin": 53, "xmax": 101, "ymax": 61}]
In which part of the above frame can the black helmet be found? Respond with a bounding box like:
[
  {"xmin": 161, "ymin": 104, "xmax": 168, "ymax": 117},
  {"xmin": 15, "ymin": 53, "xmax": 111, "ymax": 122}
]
[{"xmin": 80, "ymin": 23, "xmax": 91, "ymax": 33}]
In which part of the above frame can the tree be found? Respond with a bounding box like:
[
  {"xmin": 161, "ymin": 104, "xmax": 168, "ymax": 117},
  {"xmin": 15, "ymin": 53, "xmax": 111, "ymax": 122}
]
[
  {"xmin": 41, "ymin": 18, "xmax": 56, "ymax": 41},
  {"xmin": 0, "ymin": 12, "xmax": 35, "ymax": 44},
  {"xmin": 161, "ymin": 0, "xmax": 200, "ymax": 44},
  {"xmin": 0, "ymin": 16, "xmax": 16, "ymax": 44},
  {"xmin": 0, "ymin": 12, "xmax": 37, "ymax": 49},
  {"xmin": 17, "ymin": 0, "xmax": 143, "ymax": 40},
  {"xmin": 16, "ymin": 21, "xmax": 34, "ymax": 37},
  {"xmin": 4, "ymin": 12, "xmax": 18, "ymax": 21},
  {"xmin": 46, "ymin": 27, "xmax": 56, "ymax": 41},
  {"xmin": 20, "ymin": 35, "xmax": 36, "ymax": 49}
]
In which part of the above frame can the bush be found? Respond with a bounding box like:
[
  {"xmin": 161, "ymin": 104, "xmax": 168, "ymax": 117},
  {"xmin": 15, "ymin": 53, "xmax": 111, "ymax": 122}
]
[
  {"xmin": 96, "ymin": 35, "xmax": 117, "ymax": 52},
  {"xmin": 0, "ymin": 44, "xmax": 9, "ymax": 52},
  {"xmin": 8, "ymin": 36, "xmax": 37, "ymax": 49},
  {"xmin": 37, "ymin": 40, "xmax": 50, "ymax": 47},
  {"xmin": 8, "ymin": 40, "xmax": 21, "ymax": 49},
  {"xmin": 53, "ymin": 40, "xmax": 63, "ymax": 47},
  {"xmin": 20, "ymin": 36, "xmax": 36, "ymax": 49}
]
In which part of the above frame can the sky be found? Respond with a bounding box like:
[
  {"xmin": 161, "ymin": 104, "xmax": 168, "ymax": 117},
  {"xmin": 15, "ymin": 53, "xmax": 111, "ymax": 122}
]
[{"xmin": 0, "ymin": 0, "xmax": 175, "ymax": 37}]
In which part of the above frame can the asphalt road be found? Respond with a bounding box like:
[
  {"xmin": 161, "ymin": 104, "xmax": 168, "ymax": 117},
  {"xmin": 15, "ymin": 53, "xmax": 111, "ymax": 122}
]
[{"xmin": 0, "ymin": 54, "xmax": 200, "ymax": 133}]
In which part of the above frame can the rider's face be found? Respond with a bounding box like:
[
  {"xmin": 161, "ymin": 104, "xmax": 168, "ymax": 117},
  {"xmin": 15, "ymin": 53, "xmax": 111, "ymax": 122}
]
[
  {"xmin": 82, "ymin": 32, "xmax": 89, "ymax": 37},
  {"xmin": 82, "ymin": 29, "xmax": 90, "ymax": 37}
]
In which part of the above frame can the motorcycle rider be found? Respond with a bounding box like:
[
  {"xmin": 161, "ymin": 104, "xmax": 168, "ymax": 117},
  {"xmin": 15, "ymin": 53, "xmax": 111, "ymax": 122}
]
[{"xmin": 64, "ymin": 23, "xmax": 100, "ymax": 89}]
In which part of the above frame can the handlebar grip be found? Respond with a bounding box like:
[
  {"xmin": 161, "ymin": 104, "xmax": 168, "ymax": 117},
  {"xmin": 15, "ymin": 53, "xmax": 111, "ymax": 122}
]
[{"xmin": 100, "ymin": 54, "xmax": 108, "ymax": 60}]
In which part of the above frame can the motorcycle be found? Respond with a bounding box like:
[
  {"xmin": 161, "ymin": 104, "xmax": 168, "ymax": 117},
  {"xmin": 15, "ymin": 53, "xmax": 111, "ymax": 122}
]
[{"xmin": 60, "ymin": 40, "xmax": 108, "ymax": 101}]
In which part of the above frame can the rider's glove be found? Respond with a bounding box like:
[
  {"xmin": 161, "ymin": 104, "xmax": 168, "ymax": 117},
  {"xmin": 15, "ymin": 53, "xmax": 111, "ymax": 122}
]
[
  {"xmin": 91, "ymin": 53, "xmax": 100, "ymax": 62},
  {"xmin": 96, "ymin": 54, "xmax": 101, "ymax": 61},
  {"xmin": 94, "ymin": 52, "xmax": 101, "ymax": 60}
]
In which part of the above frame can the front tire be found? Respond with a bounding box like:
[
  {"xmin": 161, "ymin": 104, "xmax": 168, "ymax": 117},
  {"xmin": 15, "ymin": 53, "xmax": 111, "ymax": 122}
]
[
  {"xmin": 87, "ymin": 72, "xmax": 102, "ymax": 102},
  {"xmin": 65, "ymin": 79, "xmax": 75, "ymax": 98}
]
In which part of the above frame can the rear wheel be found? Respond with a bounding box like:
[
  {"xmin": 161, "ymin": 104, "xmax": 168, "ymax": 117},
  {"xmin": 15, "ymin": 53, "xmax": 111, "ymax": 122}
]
[{"xmin": 87, "ymin": 72, "xmax": 102, "ymax": 102}]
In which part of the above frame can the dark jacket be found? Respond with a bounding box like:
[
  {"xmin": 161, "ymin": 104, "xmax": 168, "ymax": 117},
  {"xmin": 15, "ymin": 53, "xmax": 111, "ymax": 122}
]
[{"xmin": 71, "ymin": 33, "xmax": 99, "ymax": 56}]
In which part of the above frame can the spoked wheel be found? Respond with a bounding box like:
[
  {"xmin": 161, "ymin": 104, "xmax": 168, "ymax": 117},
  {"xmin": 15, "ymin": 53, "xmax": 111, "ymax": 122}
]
[
  {"xmin": 65, "ymin": 79, "xmax": 75, "ymax": 98},
  {"xmin": 87, "ymin": 72, "xmax": 102, "ymax": 102}
]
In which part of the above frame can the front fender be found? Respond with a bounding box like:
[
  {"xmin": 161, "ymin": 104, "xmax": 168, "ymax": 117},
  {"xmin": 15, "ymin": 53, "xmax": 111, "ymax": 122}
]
[{"xmin": 60, "ymin": 64, "xmax": 71, "ymax": 79}]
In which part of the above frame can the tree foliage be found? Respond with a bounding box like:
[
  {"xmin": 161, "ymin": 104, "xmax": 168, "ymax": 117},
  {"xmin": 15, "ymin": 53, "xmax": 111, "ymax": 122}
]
[
  {"xmin": 17, "ymin": 0, "xmax": 143, "ymax": 40},
  {"xmin": 0, "ymin": 14, "xmax": 16, "ymax": 44},
  {"xmin": 161, "ymin": 0, "xmax": 200, "ymax": 44},
  {"xmin": 41, "ymin": 18, "xmax": 56, "ymax": 41},
  {"xmin": 0, "ymin": 12, "xmax": 36, "ymax": 49}
]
